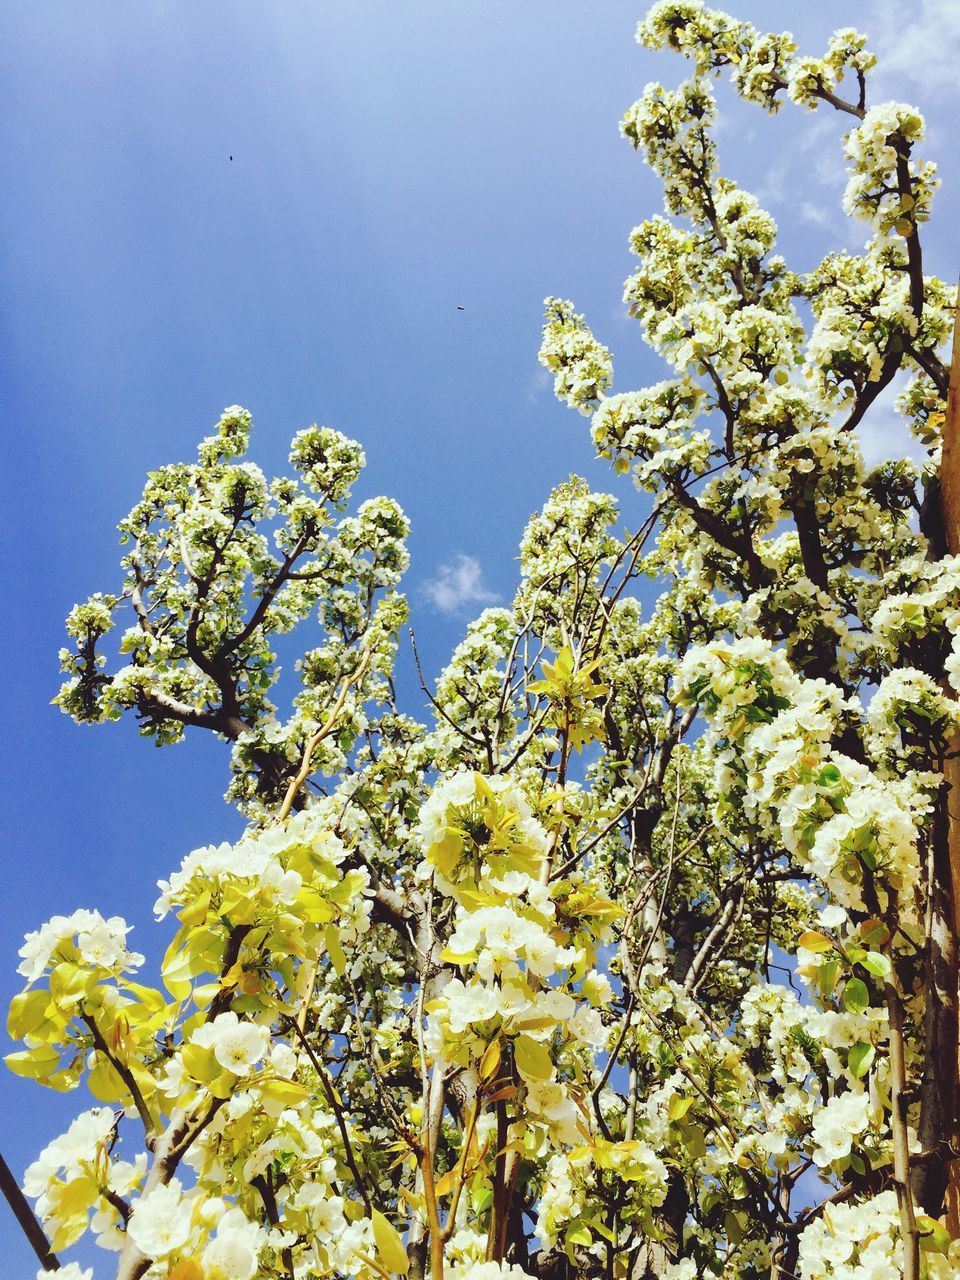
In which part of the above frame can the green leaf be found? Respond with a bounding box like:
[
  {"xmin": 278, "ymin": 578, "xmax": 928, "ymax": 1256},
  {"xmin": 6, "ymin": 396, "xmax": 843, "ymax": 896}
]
[
  {"xmin": 817, "ymin": 958, "xmax": 841, "ymax": 997},
  {"xmin": 860, "ymin": 952, "xmax": 891, "ymax": 980},
  {"xmin": 858, "ymin": 845, "xmax": 878, "ymax": 872},
  {"xmin": 843, "ymin": 977, "xmax": 870, "ymax": 1015},
  {"xmin": 860, "ymin": 918, "xmax": 891, "ymax": 946},
  {"xmin": 848, "ymin": 1042, "xmax": 875, "ymax": 1079},
  {"xmin": 679, "ymin": 1121, "xmax": 707, "ymax": 1158}
]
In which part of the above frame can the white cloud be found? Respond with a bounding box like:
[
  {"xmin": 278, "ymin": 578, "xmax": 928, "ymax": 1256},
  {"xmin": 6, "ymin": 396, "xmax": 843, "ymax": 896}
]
[
  {"xmin": 421, "ymin": 553, "xmax": 499, "ymax": 616},
  {"xmin": 872, "ymin": 0, "xmax": 960, "ymax": 95}
]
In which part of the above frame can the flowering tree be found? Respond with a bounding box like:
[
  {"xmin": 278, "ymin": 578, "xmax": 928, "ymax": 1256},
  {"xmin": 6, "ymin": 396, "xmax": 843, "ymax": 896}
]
[{"xmin": 8, "ymin": 4, "xmax": 960, "ymax": 1280}]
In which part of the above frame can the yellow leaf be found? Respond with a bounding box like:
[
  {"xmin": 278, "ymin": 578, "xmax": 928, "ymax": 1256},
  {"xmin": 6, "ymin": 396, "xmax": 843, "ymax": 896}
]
[
  {"xmin": 261, "ymin": 1078, "xmax": 311, "ymax": 1108},
  {"xmin": 396, "ymin": 1185, "xmax": 425, "ymax": 1214},
  {"xmin": 180, "ymin": 889, "xmax": 211, "ymax": 927},
  {"xmin": 667, "ymin": 1095, "xmax": 694, "ymax": 1121},
  {"xmin": 122, "ymin": 982, "xmax": 168, "ymax": 1017},
  {"xmin": 160, "ymin": 937, "xmax": 194, "ymax": 1001},
  {"xmin": 87, "ymin": 1055, "xmax": 129, "ymax": 1104},
  {"xmin": 170, "ymin": 1261, "xmax": 205, "ymax": 1280},
  {"xmin": 181, "ymin": 1042, "xmax": 220, "ymax": 1083},
  {"xmin": 433, "ymin": 1166, "xmax": 460, "ymax": 1198},
  {"xmin": 5, "ymin": 1044, "xmax": 61, "ymax": 1081},
  {"xmin": 208, "ymin": 1071, "xmax": 237, "ymax": 1100},
  {"xmin": 7, "ymin": 989, "xmax": 50, "ymax": 1041},
  {"xmin": 479, "ymin": 1038, "xmax": 501, "ymax": 1082},
  {"xmin": 372, "ymin": 1208, "xmax": 410, "ymax": 1275},
  {"xmin": 49, "ymin": 962, "xmax": 92, "ymax": 1009},
  {"xmin": 474, "ymin": 773, "xmax": 496, "ymax": 802},
  {"xmin": 797, "ymin": 931, "xmax": 834, "ymax": 954}
]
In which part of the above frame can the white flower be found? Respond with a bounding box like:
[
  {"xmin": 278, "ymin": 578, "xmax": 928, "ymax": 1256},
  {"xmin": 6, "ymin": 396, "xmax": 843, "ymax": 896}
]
[
  {"xmin": 127, "ymin": 1178, "xmax": 193, "ymax": 1258},
  {"xmin": 192, "ymin": 1012, "xmax": 270, "ymax": 1076},
  {"xmin": 449, "ymin": 1263, "xmax": 536, "ymax": 1280},
  {"xmin": 202, "ymin": 1208, "xmax": 264, "ymax": 1280}
]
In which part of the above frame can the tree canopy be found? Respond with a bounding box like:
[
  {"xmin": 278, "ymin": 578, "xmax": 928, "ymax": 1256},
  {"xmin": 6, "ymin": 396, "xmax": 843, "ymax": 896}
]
[{"xmin": 9, "ymin": 4, "xmax": 960, "ymax": 1280}]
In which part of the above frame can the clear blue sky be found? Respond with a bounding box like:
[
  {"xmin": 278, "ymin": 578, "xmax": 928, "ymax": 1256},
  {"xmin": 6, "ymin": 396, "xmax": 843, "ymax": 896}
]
[{"xmin": 2, "ymin": 1, "xmax": 958, "ymax": 1268}]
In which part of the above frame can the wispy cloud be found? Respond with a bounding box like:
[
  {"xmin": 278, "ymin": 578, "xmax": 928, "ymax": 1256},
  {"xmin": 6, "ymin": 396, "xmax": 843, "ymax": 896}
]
[
  {"xmin": 798, "ymin": 200, "xmax": 840, "ymax": 233},
  {"xmin": 753, "ymin": 114, "xmax": 855, "ymax": 241},
  {"xmin": 421, "ymin": 554, "xmax": 499, "ymax": 616},
  {"xmin": 872, "ymin": 0, "xmax": 960, "ymax": 96},
  {"xmin": 526, "ymin": 365, "xmax": 553, "ymax": 404}
]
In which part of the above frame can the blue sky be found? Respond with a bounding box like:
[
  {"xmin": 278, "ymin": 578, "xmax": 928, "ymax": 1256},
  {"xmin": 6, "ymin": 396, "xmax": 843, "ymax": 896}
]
[{"xmin": 3, "ymin": 1, "xmax": 960, "ymax": 1268}]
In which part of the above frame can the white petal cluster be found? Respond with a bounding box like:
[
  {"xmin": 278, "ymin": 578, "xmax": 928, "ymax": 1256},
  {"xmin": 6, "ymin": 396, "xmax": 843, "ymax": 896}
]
[
  {"xmin": 809, "ymin": 1089, "xmax": 871, "ymax": 1168},
  {"xmin": 537, "ymin": 297, "xmax": 613, "ymax": 414},
  {"xmin": 18, "ymin": 910, "xmax": 143, "ymax": 984},
  {"xmin": 842, "ymin": 102, "xmax": 936, "ymax": 232},
  {"xmin": 24, "ymin": 1108, "xmax": 116, "ymax": 1207},
  {"xmin": 797, "ymin": 1190, "xmax": 960, "ymax": 1279}
]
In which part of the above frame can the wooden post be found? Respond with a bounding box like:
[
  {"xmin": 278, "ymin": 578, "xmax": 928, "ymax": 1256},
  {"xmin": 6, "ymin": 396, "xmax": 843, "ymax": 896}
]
[
  {"xmin": 942, "ymin": 292, "xmax": 960, "ymax": 558},
  {"xmin": 941, "ymin": 286, "xmax": 960, "ymax": 1236}
]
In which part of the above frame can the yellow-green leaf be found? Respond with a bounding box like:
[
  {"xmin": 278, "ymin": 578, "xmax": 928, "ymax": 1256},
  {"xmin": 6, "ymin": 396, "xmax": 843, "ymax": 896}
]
[
  {"xmin": 514, "ymin": 1035, "xmax": 553, "ymax": 1082},
  {"xmin": 324, "ymin": 924, "xmax": 347, "ymax": 977},
  {"xmin": 667, "ymin": 1095, "xmax": 694, "ymax": 1121},
  {"xmin": 848, "ymin": 1042, "xmax": 875, "ymax": 1079},
  {"xmin": 372, "ymin": 1208, "xmax": 409, "ymax": 1275},
  {"xmin": 917, "ymin": 1214, "xmax": 952, "ymax": 1253}
]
